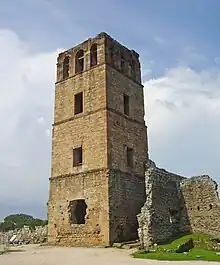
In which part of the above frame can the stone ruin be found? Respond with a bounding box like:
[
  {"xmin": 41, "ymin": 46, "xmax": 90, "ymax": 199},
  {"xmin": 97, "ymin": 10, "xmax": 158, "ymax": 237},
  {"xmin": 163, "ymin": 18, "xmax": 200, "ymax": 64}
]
[
  {"xmin": 44, "ymin": 32, "xmax": 220, "ymax": 247},
  {"xmin": 1, "ymin": 160, "xmax": 219, "ymax": 249},
  {"xmin": 0, "ymin": 33, "xmax": 218, "ymax": 250},
  {"xmin": 0, "ymin": 225, "xmax": 47, "ymax": 246},
  {"xmin": 137, "ymin": 160, "xmax": 220, "ymax": 249}
]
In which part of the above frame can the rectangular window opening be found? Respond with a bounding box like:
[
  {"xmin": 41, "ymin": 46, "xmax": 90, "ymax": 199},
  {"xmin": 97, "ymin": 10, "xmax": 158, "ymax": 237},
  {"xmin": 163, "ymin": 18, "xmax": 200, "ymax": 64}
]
[
  {"xmin": 73, "ymin": 146, "xmax": 82, "ymax": 166},
  {"xmin": 124, "ymin": 94, "xmax": 130, "ymax": 116},
  {"xmin": 126, "ymin": 147, "xmax": 133, "ymax": 167},
  {"xmin": 74, "ymin": 92, "xmax": 83, "ymax": 115},
  {"xmin": 68, "ymin": 199, "xmax": 87, "ymax": 225}
]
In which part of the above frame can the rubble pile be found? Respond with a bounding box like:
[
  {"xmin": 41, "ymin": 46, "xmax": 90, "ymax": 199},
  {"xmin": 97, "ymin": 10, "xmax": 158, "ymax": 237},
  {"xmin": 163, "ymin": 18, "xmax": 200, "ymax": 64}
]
[{"xmin": 0, "ymin": 225, "xmax": 47, "ymax": 245}]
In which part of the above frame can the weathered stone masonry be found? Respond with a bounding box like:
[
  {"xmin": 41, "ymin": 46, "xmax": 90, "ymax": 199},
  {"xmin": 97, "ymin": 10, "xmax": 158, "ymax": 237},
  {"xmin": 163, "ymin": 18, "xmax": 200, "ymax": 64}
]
[
  {"xmin": 48, "ymin": 32, "xmax": 148, "ymax": 246},
  {"xmin": 137, "ymin": 160, "xmax": 186, "ymax": 248},
  {"xmin": 181, "ymin": 175, "xmax": 220, "ymax": 238},
  {"xmin": 48, "ymin": 31, "xmax": 220, "ymax": 248},
  {"xmin": 48, "ymin": 169, "xmax": 109, "ymax": 246},
  {"xmin": 138, "ymin": 160, "xmax": 220, "ymax": 249}
]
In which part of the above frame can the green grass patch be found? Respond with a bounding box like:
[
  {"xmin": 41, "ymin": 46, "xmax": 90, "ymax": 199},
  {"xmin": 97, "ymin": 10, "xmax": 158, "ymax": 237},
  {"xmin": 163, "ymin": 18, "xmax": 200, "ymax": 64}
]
[
  {"xmin": 155, "ymin": 233, "xmax": 215, "ymax": 251},
  {"xmin": 133, "ymin": 249, "xmax": 220, "ymax": 261},
  {"xmin": 133, "ymin": 233, "xmax": 220, "ymax": 262}
]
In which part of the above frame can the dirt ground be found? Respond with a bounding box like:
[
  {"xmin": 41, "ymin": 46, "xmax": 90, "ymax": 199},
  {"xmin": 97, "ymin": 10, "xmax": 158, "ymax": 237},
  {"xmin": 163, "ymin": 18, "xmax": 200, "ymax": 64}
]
[{"xmin": 0, "ymin": 244, "xmax": 218, "ymax": 265}]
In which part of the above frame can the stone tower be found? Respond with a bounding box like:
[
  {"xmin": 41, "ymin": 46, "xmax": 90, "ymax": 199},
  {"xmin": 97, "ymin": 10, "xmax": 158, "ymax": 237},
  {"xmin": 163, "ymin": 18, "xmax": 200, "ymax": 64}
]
[{"xmin": 48, "ymin": 32, "xmax": 148, "ymax": 246}]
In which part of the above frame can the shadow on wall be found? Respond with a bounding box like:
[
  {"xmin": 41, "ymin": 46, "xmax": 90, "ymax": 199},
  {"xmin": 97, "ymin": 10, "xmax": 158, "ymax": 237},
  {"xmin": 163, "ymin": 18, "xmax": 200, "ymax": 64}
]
[
  {"xmin": 137, "ymin": 160, "xmax": 192, "ymax": 249},
  {"xmin": 138, "ymin": 160, "xmax": 220, "ymax": 249},
  {"xmin": 177, "ymin": 186, "xmax": 192, "ymax": 237},
  {"xmin": 109, "ymin": 169, "xmax": 146, "ymax": 244},
  {"xmin": 150, "ymin": 179, "xmax": 193, "ymax": 245}
]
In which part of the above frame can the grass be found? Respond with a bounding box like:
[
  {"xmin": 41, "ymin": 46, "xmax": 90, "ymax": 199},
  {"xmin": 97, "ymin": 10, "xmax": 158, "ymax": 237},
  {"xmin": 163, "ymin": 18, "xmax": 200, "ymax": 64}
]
[
  {"xmin": 154, "ymin": 233, "xmax": 215, "ymax": 251},
  {"xmin": 134, "ymin": 249, "xmax": 220, "ymax": 261},
  {"xmin": 133, "ymin": 233, "xmax": 220, "ymax": 262}
]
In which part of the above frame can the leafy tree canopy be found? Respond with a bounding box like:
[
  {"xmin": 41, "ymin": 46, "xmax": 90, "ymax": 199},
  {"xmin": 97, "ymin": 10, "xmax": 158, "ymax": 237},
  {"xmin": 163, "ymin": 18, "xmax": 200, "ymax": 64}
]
[{"xmin": 0, "ymin": 213, "xmax": 48, "ymax": 232}]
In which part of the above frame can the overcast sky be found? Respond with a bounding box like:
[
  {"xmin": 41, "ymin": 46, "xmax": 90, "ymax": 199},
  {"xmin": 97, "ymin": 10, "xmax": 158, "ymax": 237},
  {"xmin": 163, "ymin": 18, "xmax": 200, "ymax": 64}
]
[{"xmin": 0, "ymin": 0, "xmax": 220, "ymax": 221}]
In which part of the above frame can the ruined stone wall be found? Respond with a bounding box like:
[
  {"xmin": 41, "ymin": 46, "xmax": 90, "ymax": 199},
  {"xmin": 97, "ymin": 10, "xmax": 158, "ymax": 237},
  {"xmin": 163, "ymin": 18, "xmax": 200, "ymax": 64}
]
[
  {"xmin": 138, "ymin": 161, "xmax": 220, "ymax": 249},
  {"xmin": 180, "ymin": 176, "xmax": 220, "ymax": 238},
  {"xmin": 48, "ymin": 169, "xmax": 109, "ymax": 246},
  {"xmin": 137, "ymin": 161, "xmax": 187, "ymax": 249},
  {"xmin": 109, "ymin": 170, "xmax": 146, "ymax": 244}
]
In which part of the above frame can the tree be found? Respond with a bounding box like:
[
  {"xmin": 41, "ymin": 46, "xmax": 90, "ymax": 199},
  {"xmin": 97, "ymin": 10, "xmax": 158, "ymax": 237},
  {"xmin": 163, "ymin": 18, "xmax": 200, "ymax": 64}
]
[{"xmin": 0, "ymin": 214, "xmax": 47, "ymax": 232}]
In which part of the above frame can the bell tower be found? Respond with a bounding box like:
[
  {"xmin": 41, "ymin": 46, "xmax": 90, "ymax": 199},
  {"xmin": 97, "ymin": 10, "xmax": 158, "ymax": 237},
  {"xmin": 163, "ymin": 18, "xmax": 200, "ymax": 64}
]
[{"xmin": 48, "ymin": 32, "xmax": 148, "ymax": 246}]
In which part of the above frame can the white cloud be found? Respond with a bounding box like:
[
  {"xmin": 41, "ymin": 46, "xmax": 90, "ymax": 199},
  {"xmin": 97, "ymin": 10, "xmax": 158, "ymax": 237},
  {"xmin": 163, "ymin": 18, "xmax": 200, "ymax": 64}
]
[
  {"xmin": 144, "ymin": 66, "xmax": 220, "ymax": 179},
  {"xmin": 0, "ymin": 29, "xmax": 60, "ymax": 217}
]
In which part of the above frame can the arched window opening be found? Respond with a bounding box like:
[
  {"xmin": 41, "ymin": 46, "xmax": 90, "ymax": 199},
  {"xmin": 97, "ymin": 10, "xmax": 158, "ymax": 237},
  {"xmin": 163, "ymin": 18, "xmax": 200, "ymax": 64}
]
[
  {"xmin": 109, "ymin": 45, "xmax": 114, "ymax": 63},
  {"xmin": 63, "ymin": 56, "xmax": 70, "ymax": 79},
  {"xmin": 75, "ymin": 49, "xmax": 84, "ymax": 74},
  {"xmin": 90, "ymin": 43, "xmax": 98, "ymax": 67},
  {"xmin": 121, "ymin": 50, "xmax": 126, "ymax": 73},
  {"xmin": 131, "ymin": 59, "xmax": 136, "ymax": 79}
]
